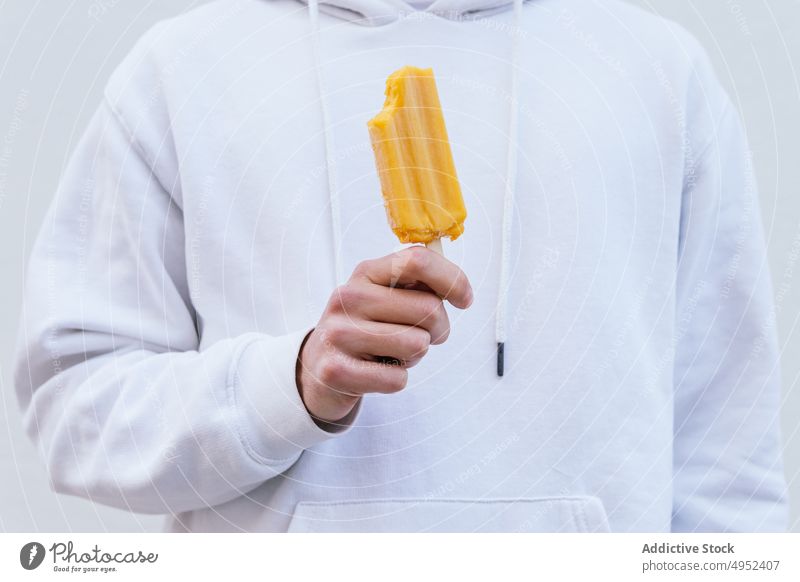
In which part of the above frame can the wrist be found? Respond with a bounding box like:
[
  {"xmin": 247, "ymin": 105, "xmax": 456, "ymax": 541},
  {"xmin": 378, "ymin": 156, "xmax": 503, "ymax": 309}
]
[{"xmin": 295, "ymin": 329, "xmax": 360, "ymax": 426}]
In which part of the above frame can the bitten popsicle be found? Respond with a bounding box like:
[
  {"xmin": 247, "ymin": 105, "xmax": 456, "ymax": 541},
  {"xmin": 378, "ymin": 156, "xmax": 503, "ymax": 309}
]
[{"xmin": 367, "ymin": 66, "xmax": 466, "ymax": 255}]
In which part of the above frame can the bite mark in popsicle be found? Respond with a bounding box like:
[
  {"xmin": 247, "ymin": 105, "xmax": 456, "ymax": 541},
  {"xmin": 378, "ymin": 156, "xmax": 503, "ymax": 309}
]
[{"xmin": 367, "ymin": 66, "xmax": 467, "ymax": 252}]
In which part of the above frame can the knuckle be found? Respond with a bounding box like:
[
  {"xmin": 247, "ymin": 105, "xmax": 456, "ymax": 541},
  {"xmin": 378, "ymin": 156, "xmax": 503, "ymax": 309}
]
[
  {"xmin": 410, "ymin": 331, "xmax": 431, "ymax": 356},
  {"xmin": 404, "ymin": 246, "xmax": 429, "ymax": 272},
  {"xmin": 433, "ymin": 325, "xmax": 450, "ymax": 345},
  {"xmin": 385, "ymin": 369, "xmax": 408, "ymax": 393},
  {"xmin": 331, "ymin": 284, "xmax": 361, "ymax": 312},
  {"xmin": 404, "ymin": 356, "xmax": 422, "ymax": 369},
  {"xmin": 327, "ymin": 285, "xmax": 347, "ymax": 312},
  {"xmin": 321, "ymin": 322, "xmax": 346, "ymax": 346},
  {"xmin": 420, "ymin": 296, "xmax": 443, "ymax": 322},
  {"xmin": 318, "ymin": 357, "xmax": 346, "ymax": 386},
  {"xmin": 352, "ymin": 259, "xmax": 372, "ymax": 278}
]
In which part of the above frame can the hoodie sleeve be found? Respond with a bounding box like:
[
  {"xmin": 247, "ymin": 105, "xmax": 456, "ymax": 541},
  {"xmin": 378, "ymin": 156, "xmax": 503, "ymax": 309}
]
[
  {"xmin": 13, "ymin": 99, "xmax": 353, "ymax": 515},
  {"xmin": 670, "ymin": 88, "xmax": 788, "ymax": 531}
]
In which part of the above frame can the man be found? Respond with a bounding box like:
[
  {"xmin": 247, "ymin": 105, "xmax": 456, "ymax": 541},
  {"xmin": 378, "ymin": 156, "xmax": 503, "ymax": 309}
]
[{"xmin": 15, "ymin": 0, "xmax": 787, "ymax": 532}]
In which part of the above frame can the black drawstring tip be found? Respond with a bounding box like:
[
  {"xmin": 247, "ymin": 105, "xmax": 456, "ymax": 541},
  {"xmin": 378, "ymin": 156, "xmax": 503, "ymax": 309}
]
[{"xmin": 497, "ymin": 342, "xmax": 505, "ymax": 377}]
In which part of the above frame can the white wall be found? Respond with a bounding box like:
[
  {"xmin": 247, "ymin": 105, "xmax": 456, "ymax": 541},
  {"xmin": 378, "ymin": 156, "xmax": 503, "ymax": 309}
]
[{"xmin": 0, "ymin": 0, "xmax": 797, "ymax": 532}]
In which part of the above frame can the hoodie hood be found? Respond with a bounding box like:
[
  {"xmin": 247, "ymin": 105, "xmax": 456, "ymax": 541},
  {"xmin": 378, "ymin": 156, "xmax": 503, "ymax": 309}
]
[{"xmin": 298, "ymin": 0, "xmax": 521, "ymax": 26}]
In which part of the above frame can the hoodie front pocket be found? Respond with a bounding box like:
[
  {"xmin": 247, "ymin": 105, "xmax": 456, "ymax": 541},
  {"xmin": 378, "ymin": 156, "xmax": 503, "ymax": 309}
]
[{"xmin": 287, "ymin": 497, "xmax": 611, "ymax": 533}]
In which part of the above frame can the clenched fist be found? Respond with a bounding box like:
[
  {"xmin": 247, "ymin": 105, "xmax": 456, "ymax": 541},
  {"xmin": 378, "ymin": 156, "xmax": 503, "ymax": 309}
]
[{"xmin": 296, "ymin": 246, "xmax": 474, "ymax": 424}]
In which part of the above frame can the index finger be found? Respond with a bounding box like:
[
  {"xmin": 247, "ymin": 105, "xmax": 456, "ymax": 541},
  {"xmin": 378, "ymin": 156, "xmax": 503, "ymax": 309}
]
[{"xmin": 352, "ymin": 246, "xmax": 474, "ymax": 309}]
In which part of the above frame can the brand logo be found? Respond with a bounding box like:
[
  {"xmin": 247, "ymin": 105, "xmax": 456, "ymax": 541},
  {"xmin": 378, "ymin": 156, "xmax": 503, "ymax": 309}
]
[{"xmin": 20, "ymin": 542, "xmax": 46, "ymax": 570}]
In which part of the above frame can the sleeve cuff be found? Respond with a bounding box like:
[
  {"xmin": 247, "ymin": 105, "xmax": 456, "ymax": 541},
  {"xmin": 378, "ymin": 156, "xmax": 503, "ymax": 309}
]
[{"xmin": 231, "ymin": 329, "xmax": 360, "ymax": 465}]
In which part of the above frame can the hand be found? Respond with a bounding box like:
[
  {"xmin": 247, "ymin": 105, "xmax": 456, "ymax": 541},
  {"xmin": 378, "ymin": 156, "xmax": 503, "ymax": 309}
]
[{"xmin": 296, "ymin": 246, "xmax": 474, "ymax": 423}]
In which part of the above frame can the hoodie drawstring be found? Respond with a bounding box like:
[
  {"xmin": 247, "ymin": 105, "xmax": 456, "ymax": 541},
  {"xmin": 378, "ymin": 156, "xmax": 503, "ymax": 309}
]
[
  {"xmin": 496, "ymin": 0, "xmax": 523, "ymax": 376},
  {"xmin": 309, "ymin": 0, "xmax": 344, "ymax": 285},
  {"xmin": 307, "ymin": 0, "xmax": 524, "ymax": 376}
]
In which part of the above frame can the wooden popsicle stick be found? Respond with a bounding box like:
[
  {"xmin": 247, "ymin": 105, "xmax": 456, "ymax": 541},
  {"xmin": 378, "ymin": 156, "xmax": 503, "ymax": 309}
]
[{"xmin": 426, "ymin": 238, "xmax": 444, "ymax": 256}]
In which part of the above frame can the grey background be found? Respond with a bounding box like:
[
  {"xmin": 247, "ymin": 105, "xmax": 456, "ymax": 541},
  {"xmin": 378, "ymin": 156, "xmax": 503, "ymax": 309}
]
[{"xmin": 0, "ymin": 0, "xmax": 797, "ymax": 532}]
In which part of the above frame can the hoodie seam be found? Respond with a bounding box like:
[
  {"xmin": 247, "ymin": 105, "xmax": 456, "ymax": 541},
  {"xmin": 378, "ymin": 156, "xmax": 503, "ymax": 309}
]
[
  {"xmin": 294, "ymin": 496, "xmax": 599, "ymax": 507},
  {"xmin": 100, "ymin": 95, "xmax": 176, "ymax": 205},
  {"xmin": 682, "ymin": 99, "xmax": 735, "ymax": 192},
  {"xmin": 573, "ymin": 499, "xmax": 589, "ymax": 533},
  {"xmin": 226, "ymin": 335, "xmax": 303, "ymax": 466}
]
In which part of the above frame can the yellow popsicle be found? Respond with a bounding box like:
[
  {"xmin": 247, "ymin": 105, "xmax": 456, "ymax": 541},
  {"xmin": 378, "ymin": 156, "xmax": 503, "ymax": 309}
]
[{"xmin": 367, "ymin": 66, "xmax": 466, "ymax": 247}]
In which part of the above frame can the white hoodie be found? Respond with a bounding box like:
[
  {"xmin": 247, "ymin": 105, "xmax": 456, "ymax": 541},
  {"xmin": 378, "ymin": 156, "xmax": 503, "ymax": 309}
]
[{"xmin": 15, "ymin": 0, "xmax": 788, "ymax": 532}]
